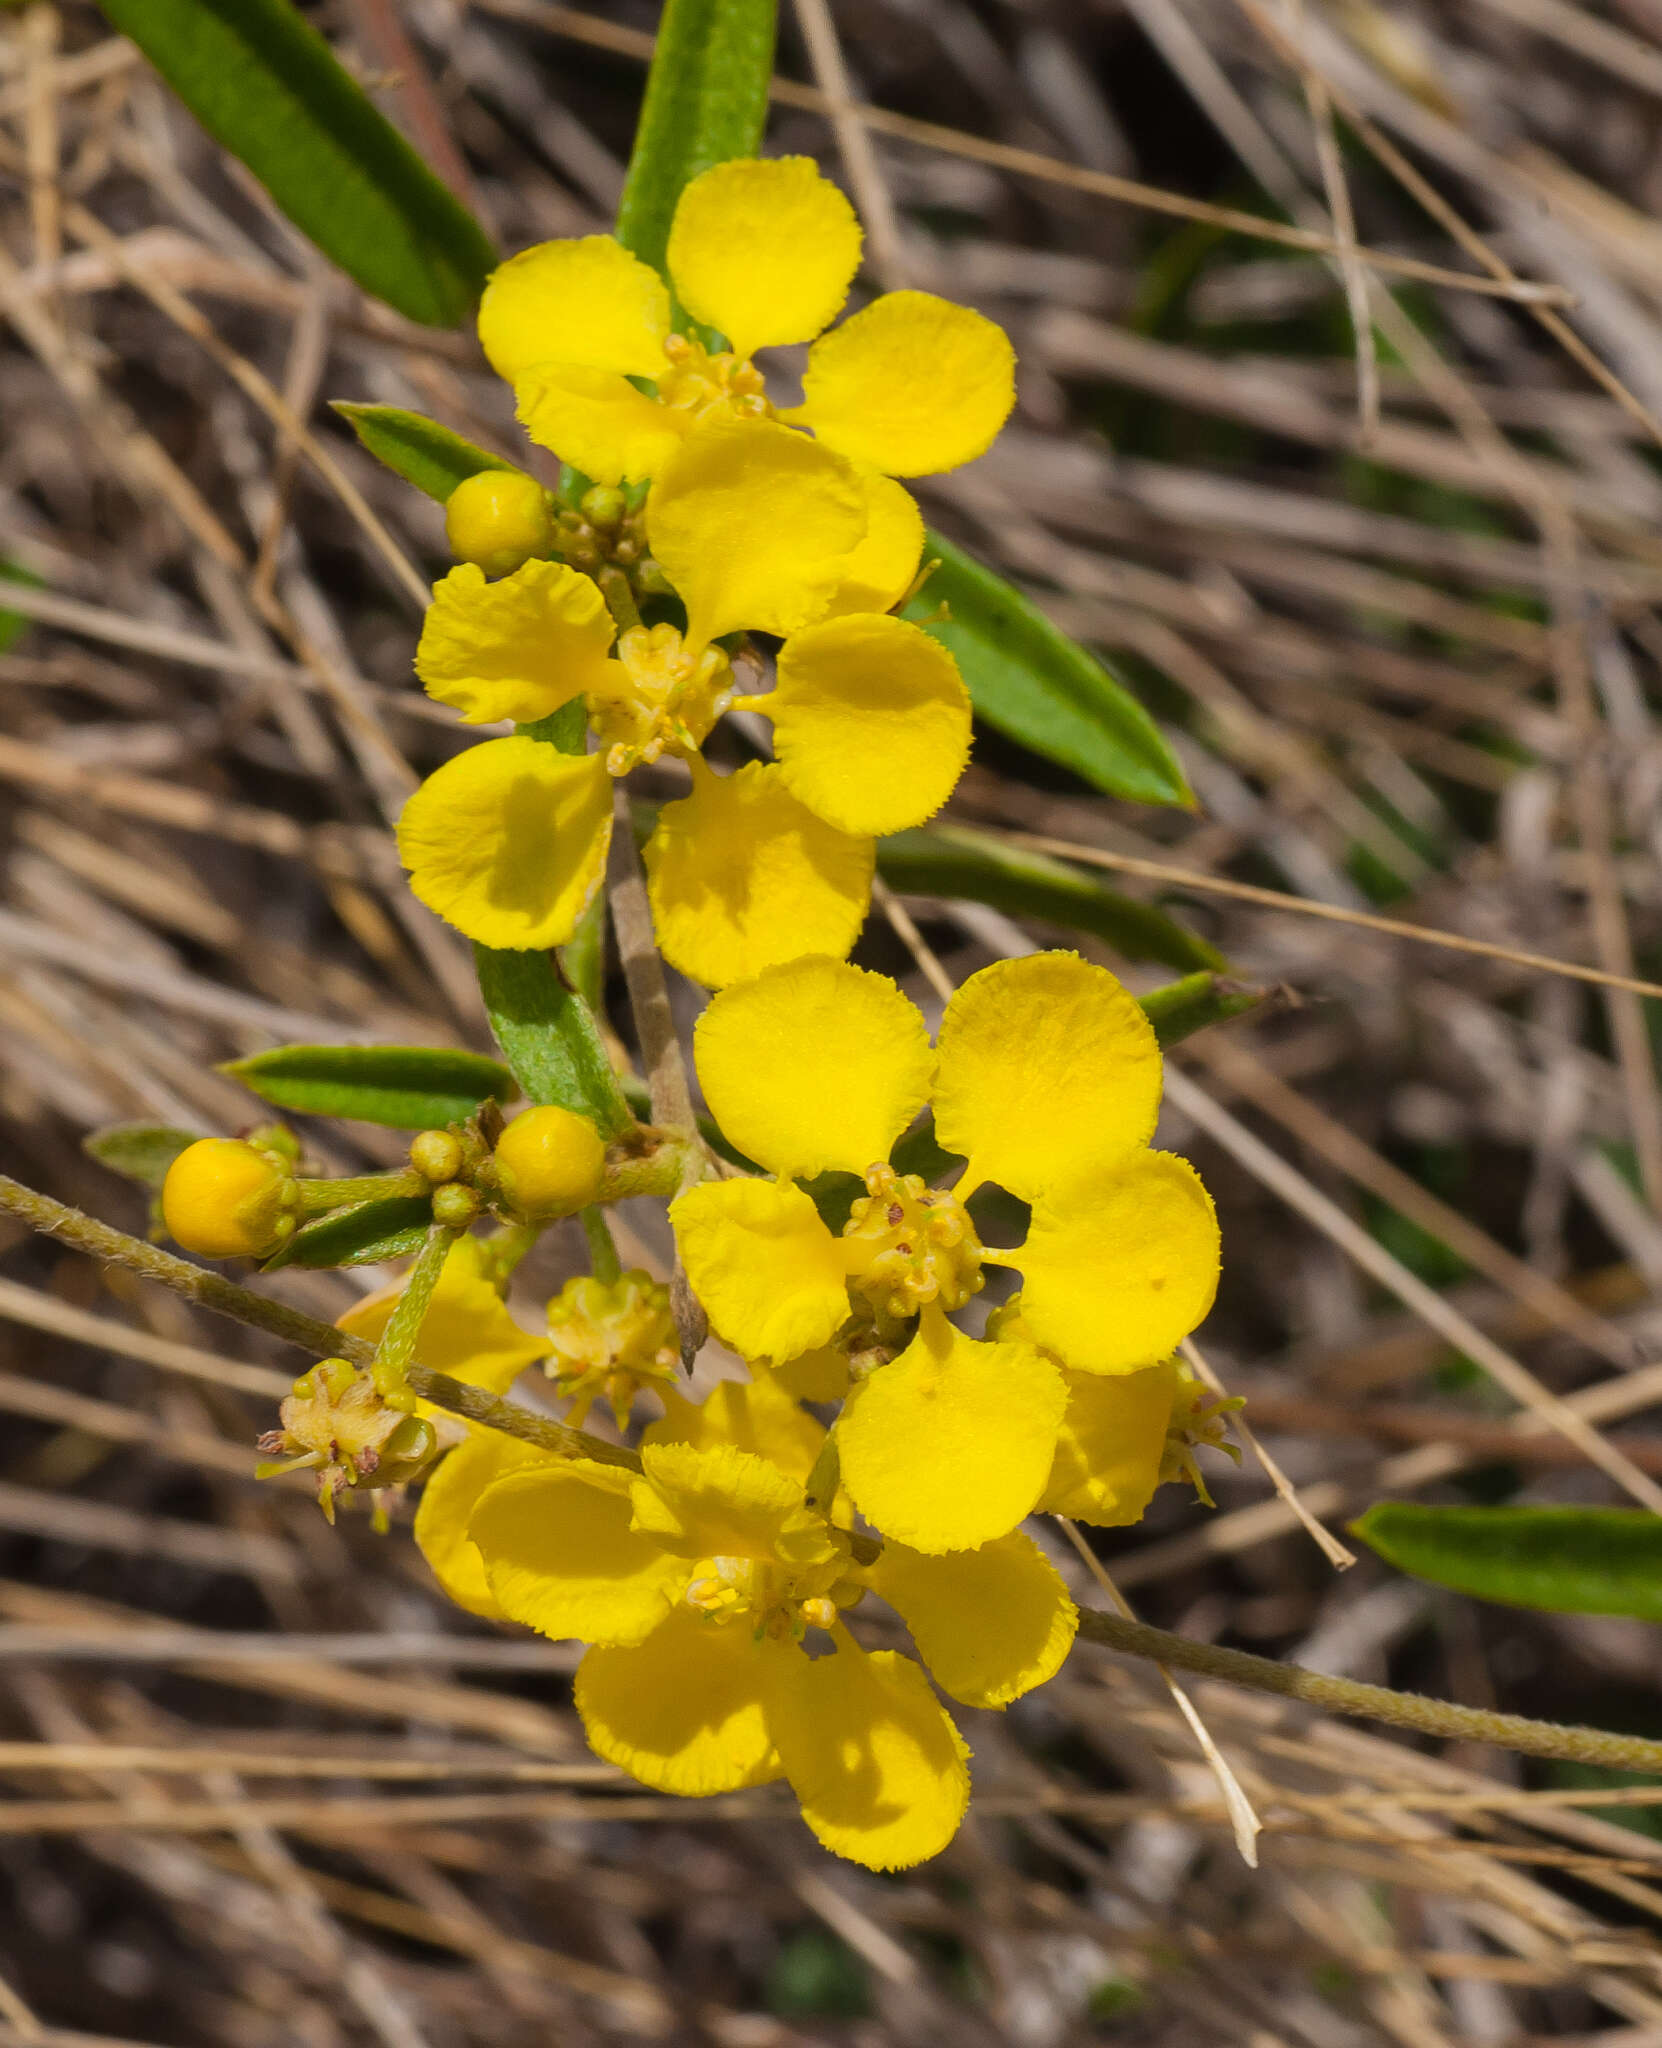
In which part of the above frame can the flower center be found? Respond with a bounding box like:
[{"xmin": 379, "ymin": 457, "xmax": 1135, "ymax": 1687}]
[
  {"xmin": 589, "ymin": 623, "xmax": 737, "ymax": 775},
  {"xmin": 841, "ymin": 1165, "xmax": 985, "ymax": 1325},
  {"xmin": 682, "ymin": 1555, "xmax": 857, "ymax": 1642},
  {"xmin": 544, "ymin": 1271, "xmax": 680, "ymax": 1430},
  {"xmin": 657, "ymin": 333, "xmax": 773, "ymax": 426}
]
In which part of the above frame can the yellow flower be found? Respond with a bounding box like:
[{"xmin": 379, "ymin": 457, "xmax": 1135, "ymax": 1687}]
[
  {"xmin": 415, "ymin": 1423, "xmax": 1075, "ymax": 1869},
  {"xmin": 544, "ymin": 1269, "xmax": 681, "ymax": 1430},
  {"xmin": 670, "ymin": 952, "xmax": 1221, "ymax": 1551},
  {"xmin": 477, "ymin": 155, "xmax": 1015, "ymax": 488},
  {"xmin": 396, "ymin": 444, "xmax": 971, "ymax": 983}
]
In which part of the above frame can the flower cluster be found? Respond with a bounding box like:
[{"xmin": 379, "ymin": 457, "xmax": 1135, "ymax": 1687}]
[
  {"xmin": 396, "ymin": 154, "xmax": 1015, "ymax": 989},
  {"xmin": 370, "ymin": 952, "xmax": 1221, "ymax": 1869},
  {"xmin": 215, "ymin": 155, "xmax": 1232, "ymax": 1871}
]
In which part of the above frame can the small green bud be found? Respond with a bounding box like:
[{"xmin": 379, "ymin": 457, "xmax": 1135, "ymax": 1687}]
[
  {"xmin": 432, "ymin": 1181, "xmax": 482, "ymax": 1227},
  {"xmin": 409, "ymin": 1129, "xmax": 464, "ymax": 1182}
]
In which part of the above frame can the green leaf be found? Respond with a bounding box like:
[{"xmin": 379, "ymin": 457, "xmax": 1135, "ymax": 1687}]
[
  {"xmin": 474, "ymin": 947, "xmax": 634, "ymax": 1140},
  {"xmin": 1138, "ymin": 970, "xmax": 1269, "ymax": 1049},
  {"xmin": 96, "ymin": 0, "xmax": 495, "ymax": 326},
  {"xmin": 83, "ymin": 1123, "xmax": 200, "ymax": 1192},
  {"xmin": 614, "ymin": 0, "xmax": 777, "ymax": 277},
  {"xmin": 903, "ymin": 531, "xmax": 1191, "ymax": 807},
  {"xmin": 265, "ymin": 1195, "xmax": 435, "ymax": 1270},
  {"xmin": 221, "ymin": 1045, "xmax": 517, "ymax": 1128},
  {"xmin": 876, "ymin": 824, "xmax": 1222, "ymax": 973},
  {"xmin": 1352, "ymin": 1502, "xmax": 1662, "ymax": 1621},
  {"xmin": 331, "ymin": 403, "xmax": 522, "ymax": 503}
]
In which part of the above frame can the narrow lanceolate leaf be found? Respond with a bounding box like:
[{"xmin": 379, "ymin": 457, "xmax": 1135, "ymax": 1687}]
[
  {"xmin": 331, "ymin": 404, "xmax": 523, "ymax": 504},
  {"xmin": 903, "ymin": 531, "xmax": 1192, "ymax": 808},
  {"xmin": 221, "ymin": 1045, "xmax": 517, "ymax": 1129},
  {"xmin": 614, "ymin": 0, "xmax": 777, "ymax": 276},
  {"xmin": 84, "ymin": 1123, "xmax": 200, "ymax": 1192},
  {"xmin": 264, "ymin": 1195, "xmax": 435, "ymax": 1271},
  {"xmin": 474, "ymin": 947, "xmax": 634, "ymax": 1141},
  {"xmin": 1354, "ymin": 1502, "xmax": 1662, "ymax": 1622},
  {"xmin": 877, "ymin": 825, "xmax": 1222, "ymax": 974},
  {"xmin": 1138, "ymin": 971, "xmax": 1269, "ymax": 1049},
  {"xmin": 96, "ymin": 0, "xmax": 495, "ymax": 327}
]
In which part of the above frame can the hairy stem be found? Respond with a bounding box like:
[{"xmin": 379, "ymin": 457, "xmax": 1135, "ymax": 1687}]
[
  {"xmin": 407, "ymin": 1367, "xmax": 642, "ymax": 1473},
  {"xmin": 0, "ymin": 1173, "xmax": 374, "ymax": 1367},
  {"xmin": 1076, "ymin": 1607, "xmax": 1662, "ymax": 1774},
  {"xmin": 372, "ymin": 1223, "xmax": 457, "ymax": 1392}
]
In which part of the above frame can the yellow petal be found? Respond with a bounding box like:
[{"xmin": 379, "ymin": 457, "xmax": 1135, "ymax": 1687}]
[
  {"xmin": 771, "ymin": 1346, "xmax": 852, "ymax": 1402},
  {"xmin": 416, "ymin": 559, "xmax": 614, "ymax": 727},
  {"xmin": 471, "ymin": 1460, "xmax": 682, "ymax": 1646},
  {"xmin": 631, "ymin": 1439, "xmax": 835, "ymax": 1566},
  {"xmin": 515, "ymin": 364, "xmax": 687, "ymax": 487},
  {"xmin": 666, "ymin": 156, "xmax": 862, "ymax": 358},
  {"xmin": 644, "ymin": 761, "xmax": 872, "ymax": 989},
  {"xmin": 646, "ymin": 416, "xmax": 866, "ymax": 648},
  {"xmin": 396, "ymin": 737, "xmax": 612, "ymax": 951},
  {"xmin": 576, "ymin": 1610, "xmax": 787, "ymax": 1794},
  {"xmin": 838, "ymin": 1307, "xmax": 1067, "ymax": 1552},
  {"xmin": 933, "ymin": 953, "xmax": 1162, "ymax": 1201},
  {"xmin": 868, "ymin": 1530, "xmax": 1076, "ymax": 1709},
  {"xmin": 766, "ymin": 613, "xmax": 970, "ymax": 836},
  {"xmin": 693, "ymin": 955, "xmax": 931, "ymax": 1181},
  {"xmin": 339, "ymin": 1235, "xmax": 547, "ymax": 1396},
  {"xmin": 478, "ymin": 235, "xmax": 670, "ymax": 384},
  {"xmin": 644, "ymin": 1375, "xmax": 825, "ymax": 1487},
  {"xmin": 413, "ymin": 1429, "xmax": 553, "ymax": 1619},
  {"xmin": 822, "ymin": 473, "xmax": 926, "ymax": 619},
  {"xmin": 797, "ymin": 290, "xmax": 1016, "ymax": 476},
  {"xmin": 1041, "ymin": 1360, "xmax": 1177, "ymax": 1525},
  {"xmin": 768, "ymin": 1638, "xmax": 970, "ymax": 1870},
  {"xmin": 1019, "ymin": 1152, "xmax": 1221, "ymax": 1373},
  {"xmin": 670, "ymin": 1177, "xmax": 850, "ymax": 1364}
]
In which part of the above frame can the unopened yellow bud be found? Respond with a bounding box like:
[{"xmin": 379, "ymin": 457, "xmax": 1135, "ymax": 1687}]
[
  {"xmin": 161, "ymin": 1137, "xmax": 298, "ymax": 1259},
  {"xmin": 492, "ymin": 1105, "xmax": 605, "ymax": 1221},
  {"xmin": 409, "ymin": 1129, "xmax": 464, "ymax": 1182},
  {"xmin": 432, "ymin": 1181, "xmax": 482, "ymax": 1227},
  {"xmin": 444, "ymin": 470, "xmax": 554, "ymax": 578}
]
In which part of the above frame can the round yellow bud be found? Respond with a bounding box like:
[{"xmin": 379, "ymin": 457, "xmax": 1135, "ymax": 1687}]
[
  {"xmin": 444, "ymin": 470, "xmax": 554, "ymax": 578},
  {"xmin": 431, "ymin": 1181, "xmax": 482, "ymax": 1227},
  {"xmin": 492, "ymin": 1105, "xmax": 605, "ymax": 1222},
  {"xmin": 161, "ymin": 1138, "xmax": 298, "ymax": 1259},
  {"xmin": 409, "ymin": 1129, "xmax": 464, "ymax": 1182}
]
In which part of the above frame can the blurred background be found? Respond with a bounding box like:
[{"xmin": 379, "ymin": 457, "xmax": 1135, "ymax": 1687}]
[{"xmin": 6, "ymin": 0, "xmax": 1662, "ymax": 2038}]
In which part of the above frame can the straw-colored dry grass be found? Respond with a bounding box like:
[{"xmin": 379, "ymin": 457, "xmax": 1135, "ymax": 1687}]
[{"xmin": 7, "ymin": 0, "xmax": 1662, "ymax": 2038}]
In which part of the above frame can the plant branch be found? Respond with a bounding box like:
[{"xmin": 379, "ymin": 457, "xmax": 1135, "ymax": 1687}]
[
  {"xmin": 0, "ymin": 1173, "xmax": 373, "ymax": 1368},
  {"xmin": 406, "ymin": 1368, "xmax": 642, "ymax": 1473},
  {"xmin": 1076, "ymin": 1607, "xmax": 1662, "ymax": 1774}
]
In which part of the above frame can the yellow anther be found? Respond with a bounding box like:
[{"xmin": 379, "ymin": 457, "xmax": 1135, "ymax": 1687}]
[
  {"xmin": 656, "ymin": 335, "xmax": 774, "ymax": 429},
  {"xmin": 256, "ymin": 1357, "xmax": 437, "ymax": 1523},
  {"xmin": 444, "ymin": 470, "xmax": 554, "ymax": 578},
  {"xmin": 798, "ymin": 1595, "xmax": 838, "ymax": 1633},
  {"xmin": 544, "ymin": 1269, "xmax": 679, "ymax": 1428},
  {"xmin": 588, "ymin": 622, "xmax": 735, "ymax": 775},
  {"xmin": 841, "ymin": 1165, "xmax": 984, "ymax": 1325},
  {"xmin": 491, "ymin": 1105, "xmax": 605, "ymax": 1222},
  {"xmin": 1160, "ymin": 1363, "xmax": 1244, "ymax": 1507},
  {"xmin": 161, "ymin": 1136, "xmax": 299, "ymax": 1260}
]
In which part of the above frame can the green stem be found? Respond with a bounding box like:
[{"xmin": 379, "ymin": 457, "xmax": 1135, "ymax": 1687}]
[
  {"xmin": 480, "ymin": 1223, "xmax": 539, "ymax": 1286},
  {"xmin": 296, "ymin": 1170, "xmax": 423, "ymax": 1216},
  {"xmin": 598, "ymin": 565, "xmax": 642, "ymax": 635},
  {"xmin": 372, "ymin": 1223, "xmax": 457, "ymax": 1394},
  {"xmin": 0, "ymin": 1172, "xmax": 374, "ymax": 1368},
  {"xmin": 1074, "ymin": 1608, "xmax": 1662, "ymax": 1775},
  {"xmin": 406, "ymin": 1367, "xmax": 641, "ymax": 1473},
  {"xmin": 581, "ymin": 1206, "xmax": 622, "ymax": 1283}
]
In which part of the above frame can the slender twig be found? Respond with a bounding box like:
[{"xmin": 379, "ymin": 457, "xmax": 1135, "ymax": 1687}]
[
  {"xmin": 1074, "ymin": 1608, "xmax": 1662, "ymax": 1774},
  {"xmin": 0, "ymin": 1173, "xmax": 374, "ymax": 1366},
  {"xmin": 405, "ymin": 1369, "xmax": 641, "ymax": 1472}
]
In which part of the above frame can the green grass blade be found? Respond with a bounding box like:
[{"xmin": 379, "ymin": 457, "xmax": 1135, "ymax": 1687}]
[{"xmin": 97, "ymin": 0, "xmax": 495, "ymax": 326}]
